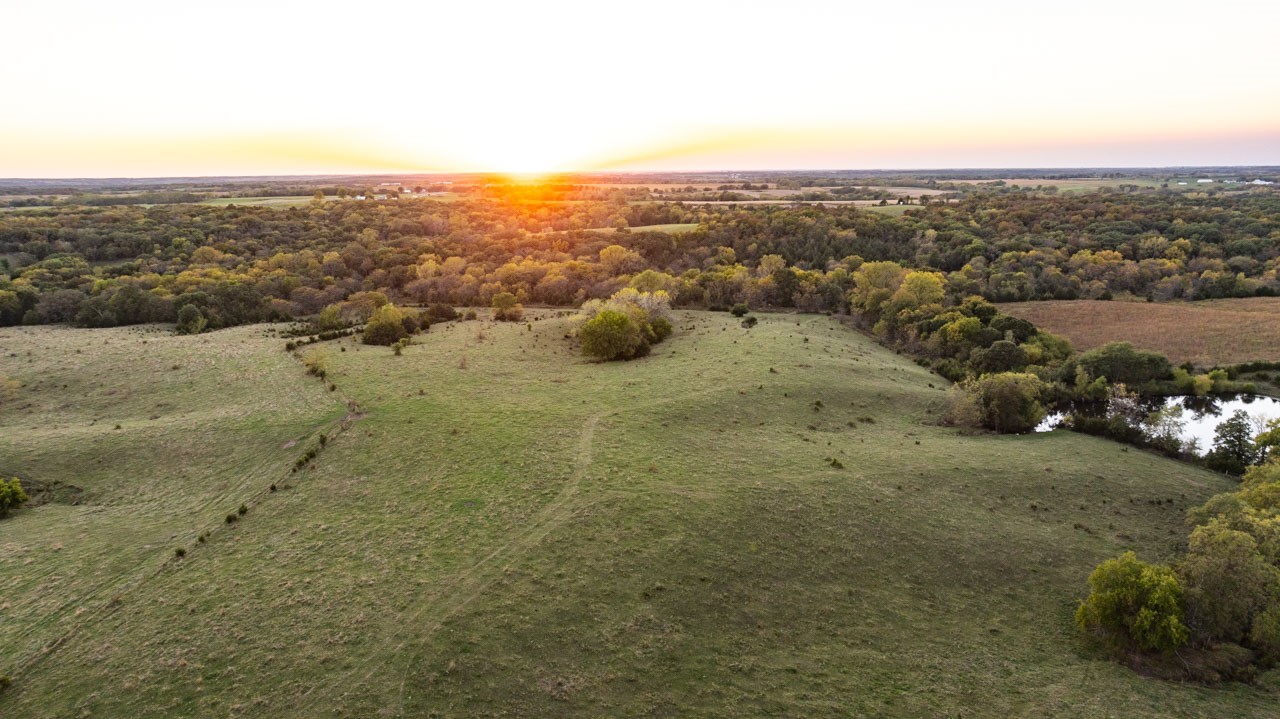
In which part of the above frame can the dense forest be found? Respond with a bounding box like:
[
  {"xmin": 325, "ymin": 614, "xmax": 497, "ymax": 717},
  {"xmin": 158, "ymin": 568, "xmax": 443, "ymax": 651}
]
[{"xmin": 3, "ymin": 188, "xmax": 1277, "ymax": 333}]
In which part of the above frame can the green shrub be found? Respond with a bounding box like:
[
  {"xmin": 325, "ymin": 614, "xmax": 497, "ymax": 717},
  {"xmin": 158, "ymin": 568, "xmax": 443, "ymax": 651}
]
[
  {"xmin": 730, "ymin": 303, "xmax": 749, "ymax": 317},
  {"xmin": 580, "ymin": 309, "xmax": 646, "ymax": 361},
  {"xmin": 1076, "ymin": 551, "xmax": 1189, "ymax": 652},
  {"xmin": 0, "ymin": 477, "xmax": 29, "ymax": 516},
  {"xmin": 426, "ymin": 303, "xmax": 459, "ymax": 322}
]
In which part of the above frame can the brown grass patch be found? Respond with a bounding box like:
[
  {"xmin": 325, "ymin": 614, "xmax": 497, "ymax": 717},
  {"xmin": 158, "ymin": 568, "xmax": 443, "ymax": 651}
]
[{"xmin": 1000, "ymin": 298, "xmax": 1280, "ymax": 366}]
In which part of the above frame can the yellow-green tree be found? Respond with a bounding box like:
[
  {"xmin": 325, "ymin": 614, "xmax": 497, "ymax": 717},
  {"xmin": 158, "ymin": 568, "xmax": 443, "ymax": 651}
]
[{"xmin": 1076, "ymin": 551, "xmax": 1188, "ymax": 652}]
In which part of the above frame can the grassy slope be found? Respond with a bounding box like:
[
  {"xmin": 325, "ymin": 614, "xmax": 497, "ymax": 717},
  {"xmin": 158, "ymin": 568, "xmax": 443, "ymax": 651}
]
[
  {"xmin": 1, "ymin": 313, "xmax": 1274, "ymax": 717},
  {"xmin": 1001, "ymin": 298, "xmax": 1280, "ymax": 366},
  {"xmin": 0, "ymin": 325, "xmax": 344, "ymax": 683}
]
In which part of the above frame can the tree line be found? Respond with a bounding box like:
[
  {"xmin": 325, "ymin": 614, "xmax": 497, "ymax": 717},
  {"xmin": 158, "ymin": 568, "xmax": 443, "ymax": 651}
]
[{"xmin": 1, "ymin": 189, "xmax": 1276, "ymax": 334}]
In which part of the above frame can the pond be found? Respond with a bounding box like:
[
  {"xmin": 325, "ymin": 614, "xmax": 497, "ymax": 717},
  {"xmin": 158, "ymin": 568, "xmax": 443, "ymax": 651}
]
[{"xmin": 1038, "ymin": 394, "xmax": 1280, "ymax": 455}]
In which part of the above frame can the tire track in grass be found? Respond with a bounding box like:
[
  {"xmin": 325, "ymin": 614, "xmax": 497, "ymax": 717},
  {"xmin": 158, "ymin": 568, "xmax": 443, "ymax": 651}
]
[
  {"xmin": 297, "ymin": 412, "xmax": 602, "ymax": 716},
  {"xmin": 2, "ymin": 344, "xmax": 359, "ymax": 691}
]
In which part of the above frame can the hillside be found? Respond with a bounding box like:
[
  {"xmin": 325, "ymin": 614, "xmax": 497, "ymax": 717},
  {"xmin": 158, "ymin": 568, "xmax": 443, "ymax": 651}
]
[{"xmin": 1, "ymin": 312, "xmax": 1273, "ymax": 717}]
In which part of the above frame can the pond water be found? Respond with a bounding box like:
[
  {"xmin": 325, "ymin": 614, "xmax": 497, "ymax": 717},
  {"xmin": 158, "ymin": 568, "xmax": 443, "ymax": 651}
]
[{"xmin": 1038, "ymin": 394, "xmax": 1280, "ymax": 455}]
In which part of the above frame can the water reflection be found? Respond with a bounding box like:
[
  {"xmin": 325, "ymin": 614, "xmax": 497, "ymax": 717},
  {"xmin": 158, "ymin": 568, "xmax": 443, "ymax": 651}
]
[{"xmin": 1038, "ymin": 394, "xmax": 1280, "ymax": 455}]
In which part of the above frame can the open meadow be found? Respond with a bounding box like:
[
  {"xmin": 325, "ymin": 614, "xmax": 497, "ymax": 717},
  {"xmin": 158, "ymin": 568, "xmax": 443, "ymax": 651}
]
[
  {"xmin": 1000, "ymin": 298, "xmax": 1280, "ymax": 367},
  {"xmin": 1, "ymin": 312, "xmax": 1274, "ymax": 717}
]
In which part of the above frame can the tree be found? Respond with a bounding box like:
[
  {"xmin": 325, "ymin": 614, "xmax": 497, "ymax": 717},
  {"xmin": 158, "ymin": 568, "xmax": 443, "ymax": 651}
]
[
  {"xmin": 362, "ymin": 303, "xmax": 410, "ymax": 346},
  {"xmin": 175, "ymin": 304, "xmax": 207, "ymax": 335},
  {"xmin": 1076, "ymin": 551, "xmax": 1189, "ymax": 652},
  {"xmin": 491, "ymin": 292, "xmax": 523, "ymax": 321},
  {"xmin": 1206, "ymin": 409, "xmax": 1259, "ymax": 474},
  {"xmin": 0, "ymin": 477, "xmax": 29, "ymax": 516},
  {"xmin": 580, "ymin": 309, "xmax": 645, "ymax": 361},
  {"xmin": 969, "ymin": 340, "xmax": 1028, "ymax": 374},
  {"xmin": 1254, "ymin": 419, "xmax": 1280, "ymax": 464},
  {"xmin": 849, "ymin": 261, "xmax": 907, "ymax": 322},
  {"xmin": 1062, "ymin": 342, "xmax": 1172, "ymax": 387},
  {"xmin": 948, "ymin": 372, "xmax": 1048, "ymax": 434},
  {"xmin": 599, "ymin": 244, "xmax": 643, "ymax": 275},
  {"xmin": 1178, "ymin": 520, "xmax": 1278, "ymax": 643},
  {"xmin": 990, "ymin": 315, "xmax": 1037, "ymax": 343},
  {"xmin": 312, "ymin": 305, "xmax": 346, "ymax": 332}
]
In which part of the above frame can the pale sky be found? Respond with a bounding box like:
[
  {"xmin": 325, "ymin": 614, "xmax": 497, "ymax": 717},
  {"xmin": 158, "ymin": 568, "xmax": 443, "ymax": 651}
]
[{"xmin": 3, "ymin": 0, "xmax": 1278, "ymax": 177}]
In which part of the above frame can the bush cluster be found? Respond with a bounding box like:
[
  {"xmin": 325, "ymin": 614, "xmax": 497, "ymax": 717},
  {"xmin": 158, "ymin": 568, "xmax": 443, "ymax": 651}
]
[
  {"xmin": 576, "ymin": 288, "xmax": 674, "ymax": 361},
  {"xmin": 362, "ymin": 303, "xmax": 429, "ymax": 346},
  {"xmin": 1079, "ymin": 458, "xmax": 1280, "ymax": 681},
  {"xmin": 946, "ymin": 372, "xmax": 1049, "ymax": 434},
  {"xmin": 285, "ymin": 327, "xmax": 358, "ymax": 351}
]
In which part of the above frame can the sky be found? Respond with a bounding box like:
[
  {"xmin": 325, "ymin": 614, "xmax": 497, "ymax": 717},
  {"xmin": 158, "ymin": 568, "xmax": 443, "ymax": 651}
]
[{"xmin": 2, "ymin": 0, "xmax": 1279, "ymax": 177}]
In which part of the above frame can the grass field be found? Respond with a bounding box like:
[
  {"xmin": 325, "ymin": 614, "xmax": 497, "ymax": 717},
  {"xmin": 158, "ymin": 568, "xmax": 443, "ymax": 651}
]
[
  {"xmin": 1, "ymin": 312, "xmax": 1274, "ymax": 717},
  {"xmin": 1000, "ymin": 298, "xmax": 1280, "ymax": 367},
  {"xmin": 596, "ymin": 223, "xmax": 701, "ymax": 234},
  {"xmin": 859, "ymin": 203, "xmax": 921, "ymax": 215},
  {"xmin": 201, "ymin": 196, "xmax": 320, "ymax": 207}
]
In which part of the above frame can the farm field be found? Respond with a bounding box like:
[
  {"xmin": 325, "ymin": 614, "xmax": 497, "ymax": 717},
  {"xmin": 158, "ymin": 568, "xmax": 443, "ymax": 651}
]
[
  {"xmin": 1000, "ymin": 298, "xmax": 1280, "ymax": 366},
  {"xmin": 0, "ymin": 312, "xmax": 1273, "ymax": 717}
]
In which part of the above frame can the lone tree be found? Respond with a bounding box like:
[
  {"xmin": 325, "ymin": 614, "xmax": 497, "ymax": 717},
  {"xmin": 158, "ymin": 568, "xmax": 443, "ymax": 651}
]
[
  {"xmin": 175, "ymin": 304, "xmax": 207, "ymax": 335},
  {"xmin": 1205, "ymin": 409, "xmax": 1259, "ymax": 474}
]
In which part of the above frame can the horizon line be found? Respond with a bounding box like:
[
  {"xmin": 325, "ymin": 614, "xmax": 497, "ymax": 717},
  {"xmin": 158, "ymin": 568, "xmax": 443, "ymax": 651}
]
[{"xmin": 3, "ymin": 164, "xmax": 1280, "ymax": 183}]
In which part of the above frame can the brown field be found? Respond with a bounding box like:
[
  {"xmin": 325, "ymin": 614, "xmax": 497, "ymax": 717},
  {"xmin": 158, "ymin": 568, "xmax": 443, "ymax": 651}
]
[{"xmin": 1000, "ymin": 298, "xmax": 1280, "ymax": 366}]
